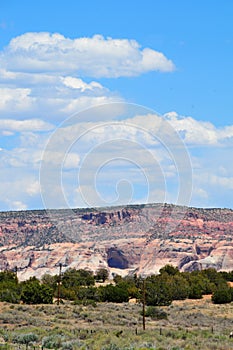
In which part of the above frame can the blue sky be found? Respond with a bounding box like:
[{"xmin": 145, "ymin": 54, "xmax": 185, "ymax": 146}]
[{"xmin": 0, "ymin": 0, "xmax": 233, "ymax": 211}]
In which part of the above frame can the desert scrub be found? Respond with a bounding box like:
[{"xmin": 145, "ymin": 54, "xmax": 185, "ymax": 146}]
[
  {"xmin": 42, "ymin": 335, "xmax": 65, "ymax": 349},
  {"xmin": 143, "ymin": 306, "xmax": 168, "ymax": 320},
  {"xmin": 61, "ymin": 339, "xmax": 84, "ymax": 349},
  {"xmin": 12, "ymin": 332, "xmax": 38, "ymax": 347},
  {"xmin": 0, "ymin": 299, "xmax": 233, "ymax": 350},
  {"xmin": 101, "ymin": 345, "xmax": 121, "ymax": 350},
  {"xmin": 16, "ymin": 304, "xmax": 30, "ymax": 312},
  {"xmin": 0, "ymin": 311, "xmax": 26, "ymax": 324}
]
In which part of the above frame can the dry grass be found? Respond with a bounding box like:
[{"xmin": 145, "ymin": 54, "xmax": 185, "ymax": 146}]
[{"xmin": 0, "ymin": 297, "xmax": 233, "ymax": 349}]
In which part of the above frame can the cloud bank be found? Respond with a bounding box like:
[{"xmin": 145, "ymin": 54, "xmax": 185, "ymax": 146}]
[
  {"xmin": 0, "ymin": 32, "xmax": 232, "ymax": 211},
  {"xmin": 1, "ymin": 32, "xmax": 175, "ymax": 77},
  {"xmin": 1, "ymin": 111, "xmax": 233, "ymax": 211}
]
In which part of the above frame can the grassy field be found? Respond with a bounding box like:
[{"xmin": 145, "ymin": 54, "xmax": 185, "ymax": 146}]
[{"xmin": 0, "ymin": 296, "xmax": 233, "ymax": 349}]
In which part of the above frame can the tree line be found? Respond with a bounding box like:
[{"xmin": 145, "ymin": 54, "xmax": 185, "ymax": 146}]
[{"xmin": 0, "ymin": 265, "xmax": 233, "ymax": 305}]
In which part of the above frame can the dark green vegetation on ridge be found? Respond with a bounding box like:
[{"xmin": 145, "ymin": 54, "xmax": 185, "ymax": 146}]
[{"xmin": 1, "ymin": 266, "xmax": 233, "ymax": 305}]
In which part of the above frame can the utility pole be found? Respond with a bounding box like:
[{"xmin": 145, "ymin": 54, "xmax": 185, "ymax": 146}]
[
  {"xmin": 57, "ymin": 263, "xmax": 62, "ymax": 305},
  {"xmin": 142, "ymin": 278, "xmax": 146, "ymax": 330}
]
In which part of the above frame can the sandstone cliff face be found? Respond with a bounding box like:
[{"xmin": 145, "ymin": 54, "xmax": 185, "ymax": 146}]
[{"xmin": 0, "ymin": 204, "xmax": 232, "ymax": 280}]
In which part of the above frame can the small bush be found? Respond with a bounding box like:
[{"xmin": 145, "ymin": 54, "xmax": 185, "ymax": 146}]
[
  {"xmin": 12, "ymin": 333, "xmax": 38, "ymax": 349},
  {"xmin": 212, "ymin": 286, "xmax": 232, "ymax": 304},
  {"xmin": 102, "ymin": 345, "xmax": 121, "ymax": 350},
  {"xmin": 0, "ymin": 286, "xmax": 21, "ymax": 304},
  {"xmin": 95, "ymin": 268, "xmax": 109, "ymax": 282},
  {"xmin": 73, "ymin": 298, "xmax": 97, "ymax": 307},
  {"xmin": 143, "ymin": 306, "xmax": 167, "ymax": 320},
  {"xmin": 42, "ymin": 335, "xmax": 65, "ymax": 349},
  {"xmin": 61, "ymin": 340, "xmax": 83, "ymax": 349}
]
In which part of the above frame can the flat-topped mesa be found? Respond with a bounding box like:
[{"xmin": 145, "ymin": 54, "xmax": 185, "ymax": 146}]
[{"xmin": 0, "ymin": 203, "xmax": 232, "ymax": 280}]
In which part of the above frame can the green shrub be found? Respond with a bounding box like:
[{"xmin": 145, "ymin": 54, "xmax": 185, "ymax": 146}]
[
  {"xmin": 159, "ymin": 264, "xmax": 180, "ymax": 276},
  {"xmin": 212, "ymin": 285, "xmax": 232, "ymax": 304},
  {"xmin": 20, "ymin": 277, "xmax": 53, "ymax": 304},
  {"xmin": 95, "ymin": 268, "xmax": 109, "ymax": 282},
  {"xmin": 0, "ymin": 271, "xmax": 18, "ymax": 284},
  {"xmin": 62, "ymin": 268, "xmax": 94, "ymax": 288},
  {"xmin": 102, "ymin": 345, "xmax": 121, "ymax": 350},
  {"xmin": 188, "ymin": 284, "xmax": 203, "ymax": 299},
  {"xmin": 12, "ymin": 333, "xmax": 38, "ymax": 349},
  {"xmin": 143, "ymin": 306, "xmax": 167, "ymax": 320},
  {"xmin": 99, "ymin": 284, "xmax": 129, "ymax": 303},
  {"xmin": 185, "ymin": 275, "xmax": 204, "ymax": 299},
  {"xmin": 168, "ymin": 275, "xmax": 190, "ymax": 300},
  {"xmin": 145, "ymin": 275, "xmax": 172, "ymax": 306},
  {"xmin": 201, "ymin": 268, "xmax": 226, "ymax": 286},
  {"xmin": 73, "ymin": 298, "xmax": 97, "ymax": 307},
  {"xmin": 41, "ymin": 273, "xmax": 58, "ymax": 292},
  {"xmin": 0, "ymin": 282, "xmax": 21, "ymax": 303},
  {"xmin": 115, "ymin": 278, "xmax": 140, "ymax": 299},
  {"xmin": 76, "ymin": 286, "xmax": 99, "ymax": 301},
  {"xmin": 61, "ymin": 340, "xmax": 83, "ymax": 349},
  {"xmin": 59, "ymin": 285, "xmax": 76, "ymax": 301},
  {"xmin": 42, "ymin": 335, "xmax": 65, "ymax": 349},
  {"xmin": 0, "ymin": 271, "xmax": 20, "ymax": 304}
]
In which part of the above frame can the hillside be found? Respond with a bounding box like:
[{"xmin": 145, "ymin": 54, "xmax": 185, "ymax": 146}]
[{"xmin": 0, "ymin": 203, "xmax": 233, "ymax": 280}]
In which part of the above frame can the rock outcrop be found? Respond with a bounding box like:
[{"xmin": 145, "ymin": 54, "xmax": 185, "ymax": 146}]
[{"xmin": 0, "ymin": 203, "xmax": 232, "ymax": 280}]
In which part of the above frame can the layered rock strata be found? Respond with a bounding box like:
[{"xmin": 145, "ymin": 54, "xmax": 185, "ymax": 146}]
[{"xmin": 0, "ymin": 204, "xmax": 232, "ymax": 280}]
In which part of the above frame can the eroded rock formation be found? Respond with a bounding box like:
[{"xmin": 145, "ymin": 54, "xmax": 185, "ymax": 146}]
[{"xmin": 0, "ymin": 203, "xmax": 232, "ymax": 280}]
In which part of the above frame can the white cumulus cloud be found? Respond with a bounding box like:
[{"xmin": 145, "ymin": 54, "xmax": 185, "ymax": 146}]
[
  {"xmin": 164, "ymin": 111, "xmax": 233, "ymax": 145},
  {"xmin": 0, "ymin": 33, "xmax": 175, "ymax": 123},
  {"xmin": 62, "ymin": 77, "xmax": 103, "ymax": 92},
  {"xmin": 1, "ymin": 32, "xmax": 175, "ymax": 77}
]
